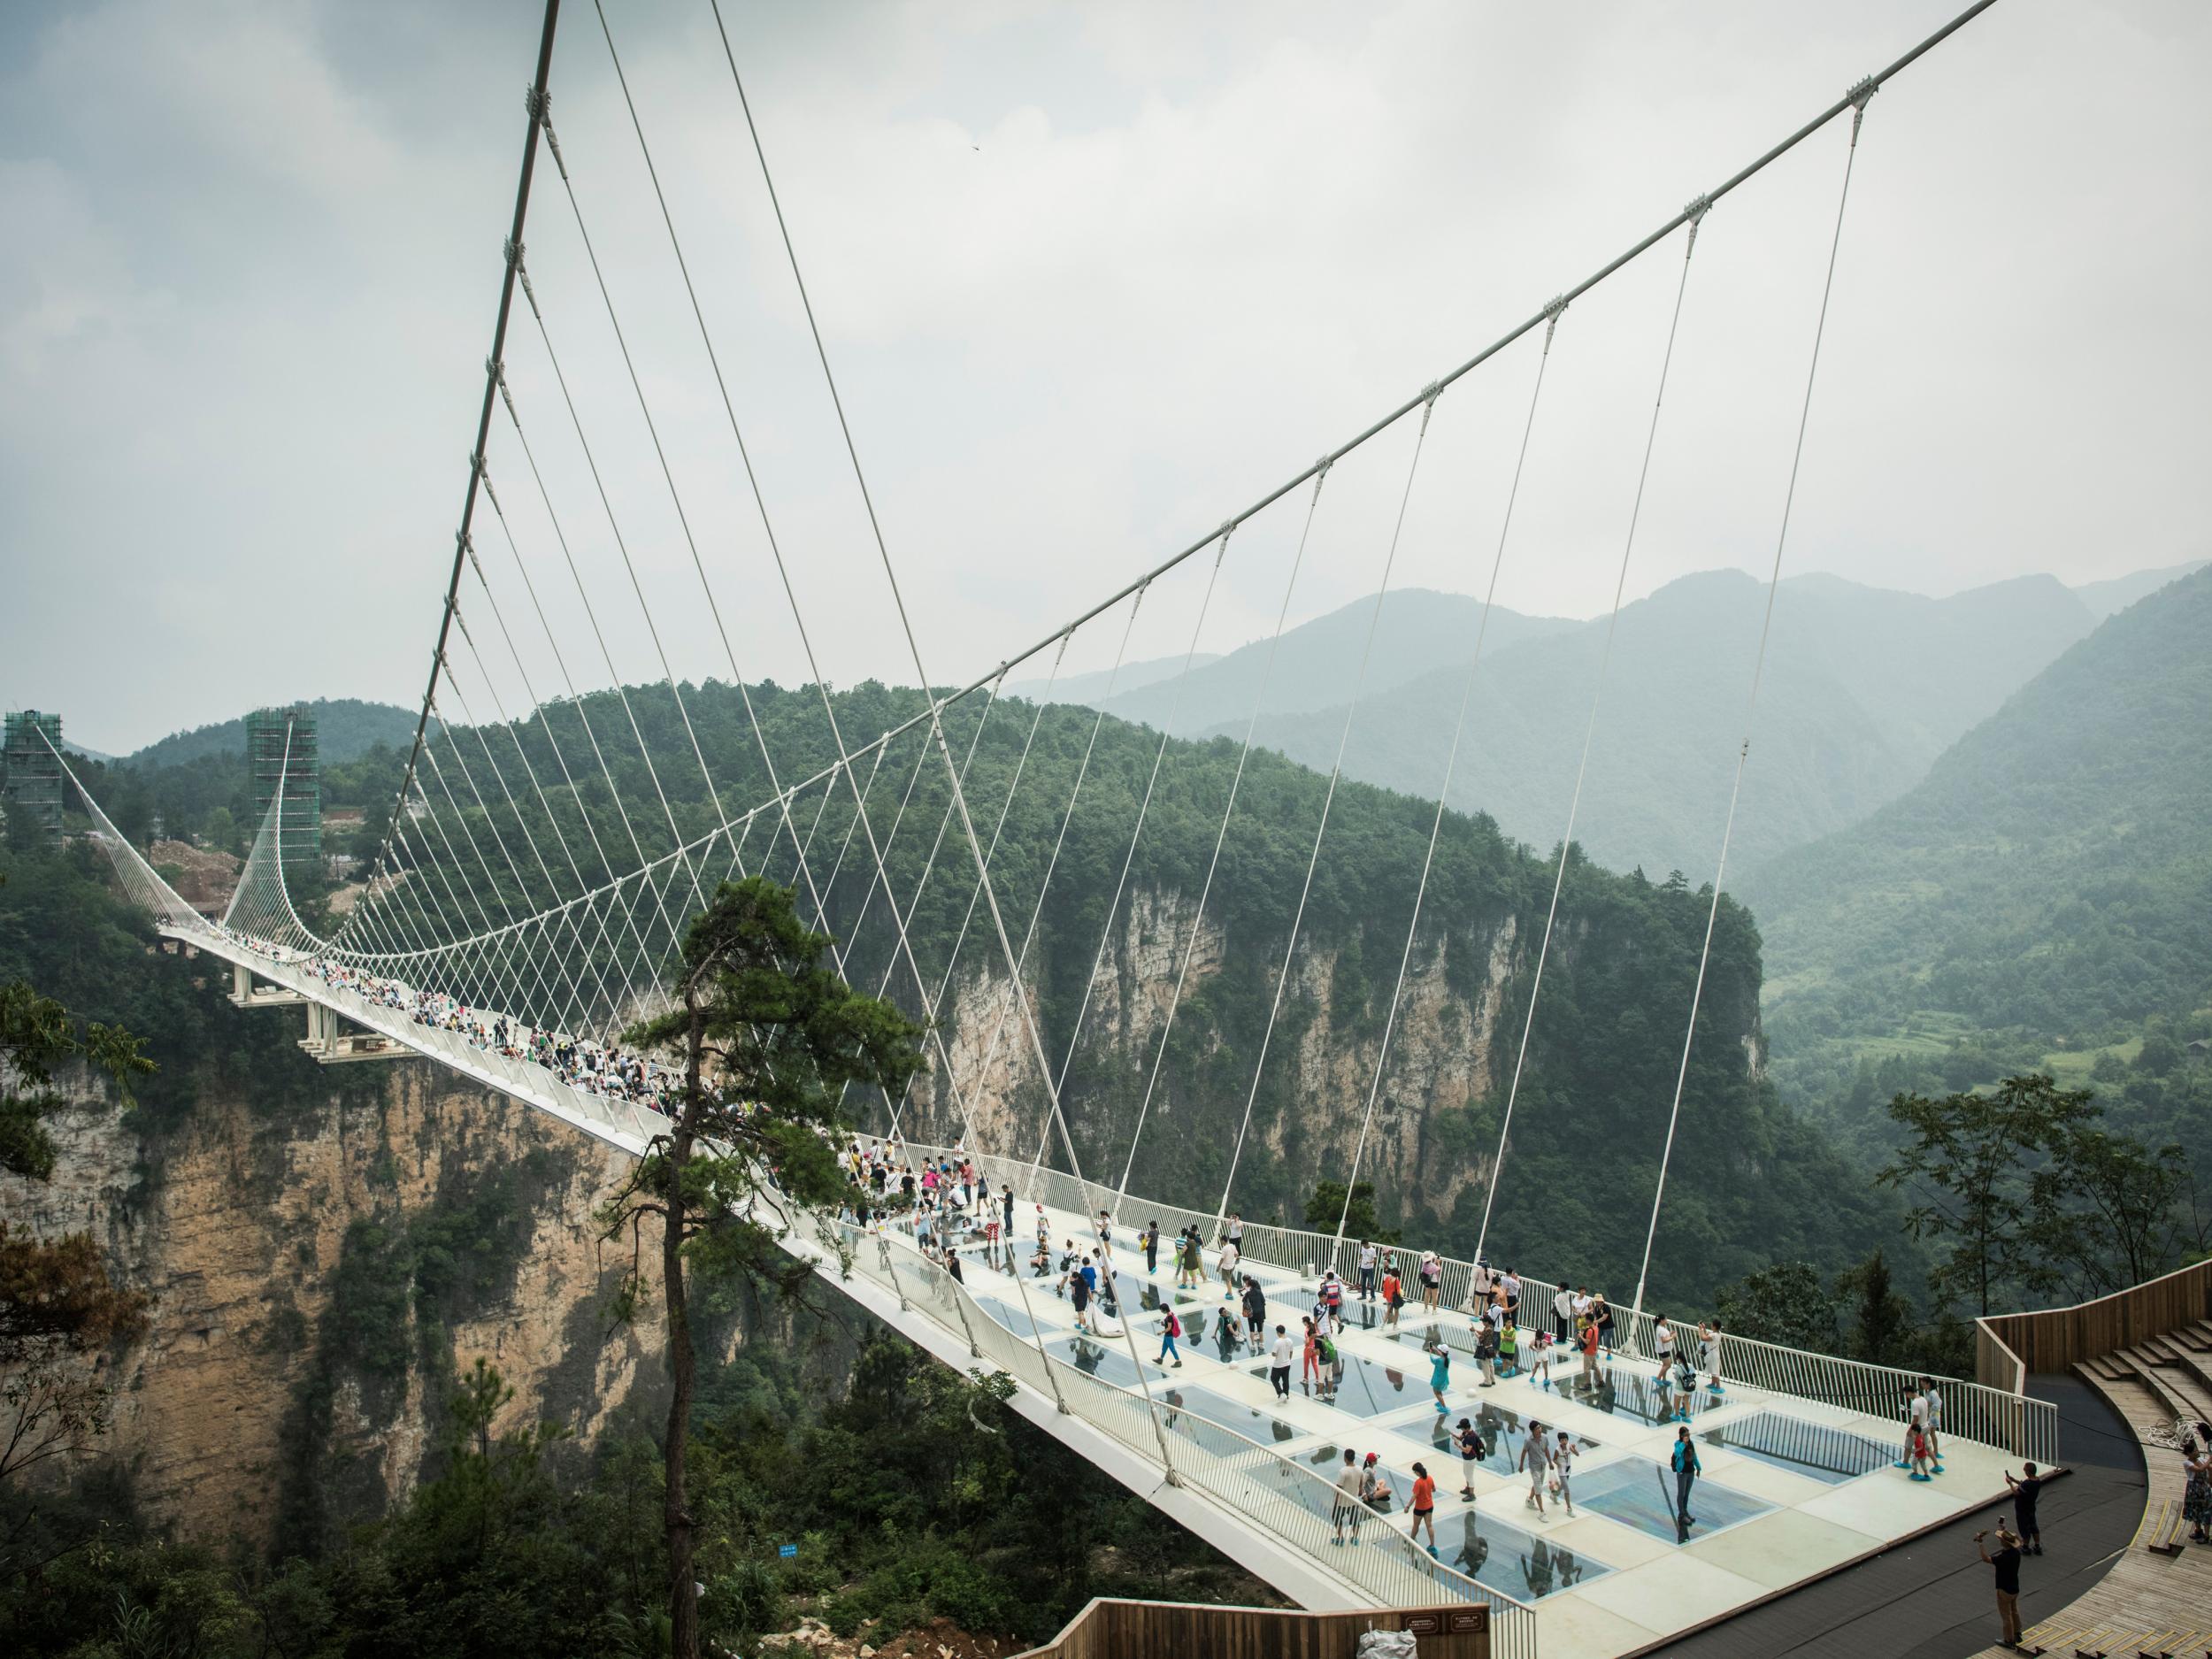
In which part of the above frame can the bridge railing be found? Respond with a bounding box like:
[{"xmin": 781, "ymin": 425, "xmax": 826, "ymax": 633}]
[
  {"xmin": 890, "ymin": 1139, "xmax": 2055, "ymax": 1463},
  {"xmin": 815, "ymin": 1212, "xmax": 1538, "ymax": 1655}
]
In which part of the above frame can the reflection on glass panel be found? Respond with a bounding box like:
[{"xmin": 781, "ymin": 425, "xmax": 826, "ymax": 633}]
[{"xmin": 1697, "ymin": 1411, "xmax": 1895, "ymax": 1484}]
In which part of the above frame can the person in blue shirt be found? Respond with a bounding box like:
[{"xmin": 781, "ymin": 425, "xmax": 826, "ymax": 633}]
[
  {"xmin": 1670, "ymin": 1425, "xmax": 1701, "ymax": 1535},
  {"xmin": 1428, "ymin": 1340, "xmax": 1453, "ymax": 1414}
]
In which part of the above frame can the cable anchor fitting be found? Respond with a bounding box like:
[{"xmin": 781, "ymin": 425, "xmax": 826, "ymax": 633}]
[
  {"xmin": 1846, "ymin": 75, "xmax": 1877, "ymax": 143},
  {"xmin": 1683, "ymin": 193, "xmax": 1714, "ymax": 256}
]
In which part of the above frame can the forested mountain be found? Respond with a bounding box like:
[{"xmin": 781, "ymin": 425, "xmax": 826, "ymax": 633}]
[
  {"xmin": 124, "ymin": 697, "xmax": 418, "ymax": 772},
  {"xmin": 1746, "ymin": 564, "xmax": 2212, "ymax": 1129},
  {"xmin": 96, "ymin": 675, "xmax": 1896, "ymax": 1309}
]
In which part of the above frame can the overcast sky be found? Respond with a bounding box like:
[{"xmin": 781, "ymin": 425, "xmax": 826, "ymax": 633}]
[{"xmin": 4, "ymin": 0, "xmax": 2207, "ymax": 755}]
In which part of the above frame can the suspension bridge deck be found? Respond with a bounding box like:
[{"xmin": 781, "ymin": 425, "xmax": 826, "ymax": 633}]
[{"xmin": 180, "ymin": 917, "xmax": 2049, "ymax": 1659}]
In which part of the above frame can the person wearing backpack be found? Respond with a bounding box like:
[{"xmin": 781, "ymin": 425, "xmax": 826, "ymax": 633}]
[
  {"xmin": 1454, "ymin": 1417, "xmax": 1483, "ymax": 1500},
  {"xmin": 1158, "ymin": 1307, "xmax": 1184, "ymax": 1368},
  {"xmin": 1316, "ymin": 1326, "xmax": 1340, "ymax": 1396},
  {"xmin": 1671, "ymin": 1425, "xmax": 1701, "ymax": 1531},
  {"xmin": 1240, "ymin": 1278, "xmax": 1268, "ymax": 1356}
]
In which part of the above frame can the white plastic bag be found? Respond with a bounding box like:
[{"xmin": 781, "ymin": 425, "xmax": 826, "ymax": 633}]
[{"xmin": 1355, "ymin": 1632, "xmax": 1418, "ymax": 1659}]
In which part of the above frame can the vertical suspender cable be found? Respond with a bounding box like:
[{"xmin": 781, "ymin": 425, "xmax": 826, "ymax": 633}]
[
  {"xmin": 1111, "ymin": 467, "xmax": 1329, "ymax": 1221},
  {"xmin": 1631, "ymin": 88, "xmax": 1876, "ymax": 1327},
  {"xmin": 1473, "ymin": 203, "xmax": 1709, "ymax": 1270},
  {"xmin": 1336, "ymin": 305, "xmax": 1564, "ymax": 1259},
  {"xmin": 1214, "ymin": 394, "xmax": 1441, "ymax": 1233}
]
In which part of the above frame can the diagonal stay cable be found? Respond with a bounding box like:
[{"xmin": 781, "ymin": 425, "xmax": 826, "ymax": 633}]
[{"xmin": 461, "ymin": 464, "xmax": 673, "ymax": 1019}]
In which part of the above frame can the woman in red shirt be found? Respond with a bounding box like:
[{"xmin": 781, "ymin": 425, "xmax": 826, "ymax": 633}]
[{"xmin": 1409, "ymin": 1463, "xmax": 1438, "ymax": 1555}]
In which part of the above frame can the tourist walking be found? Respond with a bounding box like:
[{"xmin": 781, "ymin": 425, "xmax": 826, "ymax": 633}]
[
  {"xmin": 1671, "ymin": 1426, "xmax": 1701, "ymax": 1532},
  {"xmin": 1358, "ymin": 1239, "xmax": 1379, "ymax": 1302},
  {"xmin": 1420, "ymin": 1250, "xmax": 1443, "ymax": 1313},
  {"xmin": 1381, "ymin": 1260, "xmax": 1403, "ymax": 1330},
  {"xmin": 1218, "ymin": 1238, "xmax": 1241, "ymax": 1299},
  {"xmin": 1578, "ymin": 1316, "xmax": 1601, "ymax": 1392},
  {"xmin": 1427, "ymin": 1339, "xmax": 1453, "ymax": 1414},
  {"xmin": 1157, "ymin": 1307, "xmax": 1183, "ymax": 1369},
  {"xmin": 1333, "ymin": 1448, "xmax": 1364, "ymax": 1546},
  {"xmin": 1302, "ymin": 1317, "xmax": 1322, "ymax": 1387},
  {"xmin": 1242, "ymin": 1276, "xmax": 1267, "ymax": 1348},
  {"xmin": 1976, "ymin": 1524, "xmax": 2024, "ymax": 1648},
  {"xmin": 1552, "ymin": 1431, "xmax": 1578, "ymax": 1517},
  {"xmin": 1144, "ymin": 1219, "xmax": 1160, "ymax": 1275},
  {"xmin": 1270, "ymin": 1325, "xmax": 1294, "ymax": 1398},
  {"xmin": 1897, "ymin": 1381, "xmax": 1932, "ymax": 1473},
  {"xmin": 1700, "ymin": 1319, "xmax": 1724, "ymax": 1394},
  {"xmin": 1552, "ymin": 1285, "xmax": 1574, "ymax": 1343},
  {"xmin": 1455, "ymin": 1417, "xmax": 1482, "ymax": 1499},
  {"xmin": 1410, "ymin": 1463, "xmax": 1439, "ymax": 1555},
  {"xmin": 1519, "ymin": 1422, "xmax": 1549, "ymax": 1519}
]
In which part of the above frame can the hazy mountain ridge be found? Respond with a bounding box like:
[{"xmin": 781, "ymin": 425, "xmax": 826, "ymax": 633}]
[
  {"xmin": 1195, "ymin": 568, "xmax": 2101, "ymax": 875},
  {"xmin": 1745, "ymin": 564, "xmax": 2212, "ymax": 1117}
]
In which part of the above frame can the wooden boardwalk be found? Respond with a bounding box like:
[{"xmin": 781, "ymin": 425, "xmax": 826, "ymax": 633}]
[{"xmin": 1971, "ymin": 1321, "xmax": 2212, "ymax": 1659}]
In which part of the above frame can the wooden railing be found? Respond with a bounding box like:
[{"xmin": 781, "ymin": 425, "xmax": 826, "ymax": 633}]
[
  {"xmin": 1012, "ymin": 1597, "xmax": 1490, "ymax": 1658},
  {"xmin": 1976, "ymin": 1257, "xmax": 2212, "ymax": 1384}
]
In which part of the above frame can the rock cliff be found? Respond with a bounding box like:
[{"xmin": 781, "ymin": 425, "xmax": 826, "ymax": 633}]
[{"xmin": 8, "ymin": 1051, "xmax": 665, "ymax": 1545}]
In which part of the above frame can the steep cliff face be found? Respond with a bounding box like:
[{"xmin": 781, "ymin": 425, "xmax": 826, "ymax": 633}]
[
  {"xmin": 11, "ymin": 1054, "xmax": 665, "ymax": 1545},
  {"xmin": 913, "ymin": 886, "xmax": 1530, "ymax": 1225}
]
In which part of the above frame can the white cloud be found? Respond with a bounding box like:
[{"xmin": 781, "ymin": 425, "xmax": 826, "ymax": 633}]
[{"xmin": 2, "ymin": 0, "xmax": 2208, "ymax": 751}]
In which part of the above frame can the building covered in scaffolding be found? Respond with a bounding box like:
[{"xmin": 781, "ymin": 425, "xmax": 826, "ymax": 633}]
[
  {"xmin": 245, "ymin": 706, "xmax": 321, "ymax": 871},
  {"xmin": 2, "ymin": 710, "xmax": 66, "ymax": 842}
]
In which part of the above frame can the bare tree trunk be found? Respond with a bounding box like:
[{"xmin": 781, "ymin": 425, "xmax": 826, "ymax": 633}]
[{"xmin": 664, "ymin": 997, "xmax": 703, "ymax": 1659}]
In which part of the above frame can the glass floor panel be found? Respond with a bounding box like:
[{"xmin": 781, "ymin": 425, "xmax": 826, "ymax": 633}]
[
  {"xmin": 1226, "ymin": 1453, "xmax": 1512, "ymax": 1606},
  {"xmin": 1152, "ymin": 1383, "xmax": 1306, "ymax": 1445},
  {"xmin": 1432, "ymin": 1509, "xmax": 1611, "ymax": 1600},
  {"xmin": 1558, "ymin": 1364, "xmax": 1723, "ymax": 1427},
  {"xmin": 1386, "ymin": 1402, "xmax": 1601, "ymax": 1478},
  {"xmin": 1248, "ymin": 1353, "xmax": 1432, "ymax": 1417},
  {"xmin": 968, "ymin": 1293, "xmax": 1050, "ymax": 1339},
  {"xmin": 1045, "ymin": 1332, "xmax": 1169, "ymax": 1387},
  {"xmin": 1571, "ymin": 1456, "xmax": 1772, "ymax": 1542},
  {"xmin": 1698, "ymin": 1410, "xmax": 1896, "ymax": 1485}
]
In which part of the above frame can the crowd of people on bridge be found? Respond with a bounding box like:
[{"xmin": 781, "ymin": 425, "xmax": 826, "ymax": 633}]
[{"xmin": 231, "ymin": 934, "xmax": 686, "ymax": 1119}]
